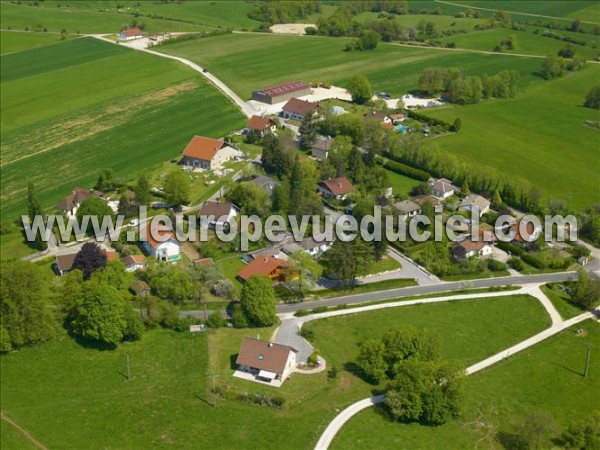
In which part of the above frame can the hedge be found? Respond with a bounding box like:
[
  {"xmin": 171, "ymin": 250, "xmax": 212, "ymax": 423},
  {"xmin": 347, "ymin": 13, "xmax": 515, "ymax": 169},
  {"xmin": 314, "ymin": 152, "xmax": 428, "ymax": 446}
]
[
  {"xmin": 407, "ymin": 110, "xmax": 452, "ymax": 129},
  {"xmin": 381, "ymin": 159, "xmax": 431, "ymax": 181}
]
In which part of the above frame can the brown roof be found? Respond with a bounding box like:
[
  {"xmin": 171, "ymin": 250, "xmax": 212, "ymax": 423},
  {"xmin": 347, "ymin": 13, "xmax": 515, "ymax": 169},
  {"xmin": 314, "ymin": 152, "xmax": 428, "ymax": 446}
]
[
  {"xmin": 122, "ymin": 27, "xmax": 142, "ymax": 37},
  {"xmin": 259, "ymin": 81, "xmax": 309, "ymax": 98},
  {"xmin": 56, "ymin": 249, "xmax": 116, "ymax": 272},
  {"xmin": 141, "ymin": 224, "xmax": 177, "ymax": 250},
  {"xmin": 57, "ymin": 187, "xmax": 98, "ymax": 212},
  {"xmin": 510, "ymin": 219, "xmax": 540, "ymax": 243},
  {"xmin": 182, "ymin": 136, "xmax": 224, "ymax": 161},
  {"xmin": 430, "ymin": 178, "xmax": 456, "ymax": 195},
  {"xmin": 282, "ymin": 98, "xmax": 317, "ymax": 116},
  {"xmin": 198, "ymin": 200, "xmax": 236, "ymax": 218},
  {"xmin": 454, "ymin": 240, "xmax": 489, "ymax": 254},
  {"xmin": 237, "ymin": 256, "xmax": 287, "ymax": 281},
  {"xmin": 247, "ymin": 115, "xmax": 275, "ymax": 131},
  {"xmin": 236, "ymin": 338, "xmax": 297, "ymax": 374},
  {"xmin": 120, "ymin": 254, "xmax": 145, "ymax": 267},
  {"xmin": 320, "ymin": 177, "xmax": 353, "ymax": 196}
]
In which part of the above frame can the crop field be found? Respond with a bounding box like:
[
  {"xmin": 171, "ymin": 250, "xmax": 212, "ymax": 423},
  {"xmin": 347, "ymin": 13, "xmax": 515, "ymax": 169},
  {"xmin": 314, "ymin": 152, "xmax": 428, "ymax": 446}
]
[
  {"xmin": 0, "ymin": 30, "xmax": 76, "ymax": 54},
  {"xmin": 422, "ymin": 65, "xmax": 600, "ymax": 211},
  {"xmin": 333, "ymin": 320, "xmax": 600, "ymax": 449},
  {"xmin": 159, "ymin": 33, "xmax": 543, "ymax": 99},
  {"xmin": 0, "ymin": 37, "xmax": 246, "ymax": 222},
  {"xmin": 1, "ymin": 294, "xmax": 551, "ymax": 449}
]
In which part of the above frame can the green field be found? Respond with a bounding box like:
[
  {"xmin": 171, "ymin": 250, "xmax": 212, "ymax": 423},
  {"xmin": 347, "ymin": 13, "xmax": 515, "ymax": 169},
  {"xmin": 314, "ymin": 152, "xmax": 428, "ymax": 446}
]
[
  {"xmin": 422, "ymin": 65, "xmax": 600, "ymax": 211},
  {"xmin": 385, "ymin": 169, "xmax": 422, "ymax": 197},
  {"xmin": 0, "ymin": 30, "xmax": 76, "ymax": 54},
  {"xmin": 1, "ymin": 294, "xmax": 552, "ymax": 449},
  {"xmin": 0, "ymin": 37, "xmax": 245, "ymax": 222},
  {"xmin": 333, "ymin": 320, "xmax": 600, "ymax": 449}
]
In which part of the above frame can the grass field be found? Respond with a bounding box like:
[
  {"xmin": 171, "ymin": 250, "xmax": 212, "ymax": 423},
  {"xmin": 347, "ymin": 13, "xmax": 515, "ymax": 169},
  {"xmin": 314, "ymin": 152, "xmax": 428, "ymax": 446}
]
[
  {"xmin": 0, "ymin": 37, "xmax": 246, "ymax": 223},
  {"xmin": 332, "ymin": 320, "xmax": 600, "ymax": 449},
  {"xmin": 422, "ymin": 65, "xmax": 600, "ymax": 211},
  {"xmin": 0, "ymin": 30, "xmax": 76, "ymax": 54},
  {"xmin": 385, "ymin": 169, "xmax": 422, "ymax": 197}
]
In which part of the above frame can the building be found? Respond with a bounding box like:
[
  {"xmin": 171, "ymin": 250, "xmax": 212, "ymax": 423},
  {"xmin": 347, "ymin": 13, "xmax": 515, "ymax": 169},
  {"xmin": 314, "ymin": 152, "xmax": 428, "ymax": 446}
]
[
  {"xmin": 311, "ymin": 136, "xmax": 332, "ymax": 160},
  {"xmin": 318, "ymin": 177, "xmax": 354, "ymax": 200},
  {"xmin": 120, "ymin": 255, "xmax": 146, "ymax": 272},
  {"xmin": 452, "ymin": 241, "xmax": 493, "ymax": 260},
  {"xmin": 282, "ymin": 98, "xmax": 318, "ymax": 121},
  {"xmin": 237, "ymin": 256, "xmax": 287, "ymax": 283},
  {"xmin": 198, "ymin": 201, "xmax": 238, "ymax": 230},
  {"xmin": 301, "ymin": 237, "xmax": 333, "ymax": 257},
  {"xmin": 509, "ymin": 218, "xmax": 542, "ymax": 247},
  {"xmin": 393, "ymin": 199, "xmax": 422, "ymax": 219},
  {"xmin": 181, "ymin": 136, "xmax": 238, "ymax": 170},
  {"xmin": 140, "ymin": 225, "xmax": 181, "ymax": 262},
  {"xmin": 458, "ymin": 194, "xmax": 491, "ymax": 217},
  {"xmin": 251, "ymin": 81, "xmax": 311, "ymax": 105},
  {"xmin": 57, "ymin": 187, "xmax": 100, "ymax": 217},
  {"xmin": 429, "ymin": 178, "xmax": 456, "ymax": 199},
  {"xmin": 246, "ymin": 115, "xmax": 277, "ymax": 137},
  {"xmin": 119, "ymin": 27, "xmax": 143, "ymax": 41},
  {"xmin": 235, "ymin": 338, "xmax": 298, "ymax": 385},
  {"xmin": 250, "ymin": 175, "xmax": 279, "ymax": 196},
  {"xmin": 55, "ymin": 250, "xmax": 117, "ymax": 276},
  {"xmin": 364, "ymin": 111, "xmax": 393, "ymax": 128}
]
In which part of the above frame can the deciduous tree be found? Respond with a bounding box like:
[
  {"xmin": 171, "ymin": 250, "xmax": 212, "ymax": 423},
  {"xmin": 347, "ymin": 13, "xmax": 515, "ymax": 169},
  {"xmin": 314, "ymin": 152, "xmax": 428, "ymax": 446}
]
[
  {"xmin": 240, "ymin": 275, "xmax": 277, "ymax": 326},
  {"xmin": 72, "ymin": 242, "xmax": 107, "ymax": 279}
]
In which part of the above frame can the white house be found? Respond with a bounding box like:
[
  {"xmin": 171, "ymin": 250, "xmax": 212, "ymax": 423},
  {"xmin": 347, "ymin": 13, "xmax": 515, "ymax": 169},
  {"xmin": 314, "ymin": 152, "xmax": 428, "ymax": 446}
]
[
  {"xmin": 140, "ymin": 225, "xmax": 181, "ymax": 262},
  {"xmin": 119, "ymin": 27, "xmax": 143, "ymax": 41},
  {"xmin": 198, "ymin": 201, "xmax": 239, "ymax": 230},
  {"xmin": 56, "ymin": 187, "xmax": 101, "ymax": 218},
  {"xmin": 281, "ymin": 98, "xmax": 317, "ymax": 121},
  {"xmin": 235, "ymin": 338, "xmax": 298, "ymax": 385},
  {"xmin": 452, "ymin": 241, "xmax": 493, "ymax": 260},
  {"xmin": 458, "ymin": 194, "xmax": 491, "ymax": 217},
  {"xmin": 393, "ymin": 200, "xmax": 422, "ymax": 219},
  {"xmin": 429, "ymin": 178, "xmax": 456, "ymax": 199},
  {"xmin": 120, "ymin": 255, "xmax": 146, "ymax": 272},
  {"xmin": 301, "ymin": 237, "xmax": 333, "ymax": 257}
]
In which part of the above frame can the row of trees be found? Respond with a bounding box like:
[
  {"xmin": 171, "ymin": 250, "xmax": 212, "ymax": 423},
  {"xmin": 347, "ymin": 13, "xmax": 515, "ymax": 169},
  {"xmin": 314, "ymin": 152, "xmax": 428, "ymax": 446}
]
[
  {"xmin": 247, "ymin": 0, "xmax": 322, "ymax": 26},
  {"xmin": 540, "ymin": 55, "xmax": 585, "ymax": 80}
]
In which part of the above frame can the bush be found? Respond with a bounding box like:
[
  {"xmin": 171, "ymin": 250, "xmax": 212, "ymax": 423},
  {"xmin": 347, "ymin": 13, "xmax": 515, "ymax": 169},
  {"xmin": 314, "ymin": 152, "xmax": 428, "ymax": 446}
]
[
  {"xmin": 300, "ymin": 327, "xmax": 315, "ymax": 342},
  {"xmin": 308, "ymin": 351, "xmax": 319, "ymax": 367},
  {"xmin": 381, "ymin": 159, "xmax": 431, "ymax": 182},
  {"xmin": 229, "ymin": 302, "xmax": 249, "ymax": 328},
  {"xmin": 521, "ymin": 253, "xmax": 546, "ymax": 269},
  {"xmin": 508, "ymin": 257, "xmax": 525, "ymax": 271},
  {"xmin": 206, "ymin": 311, "xmax": 227, "ymax": 328},
  {"xmin": 327, "ymin": 366, "xmax": 339, "ymax": 379},
  {"xmin": 487, "ymin": 259, "xmax": 507, "ymax": 272}
]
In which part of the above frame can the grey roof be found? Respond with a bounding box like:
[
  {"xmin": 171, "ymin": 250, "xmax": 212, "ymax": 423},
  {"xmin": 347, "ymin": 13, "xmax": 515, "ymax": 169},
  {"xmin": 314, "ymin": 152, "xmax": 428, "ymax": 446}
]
[
  {"xmin": 301, "ymin": 236, "xmax": 333, "ymax": 250},
  {"xmin": 458, "ymin": 194, "xmax": 491, "ymax": 211},
  {"xmin": 394, "ymin": 200, "xmax": 421, "ymax": 214},
  {"xmin": 281, "ymin": 243, "xmax": 304, "ymax": 255},
  {"xmin": 250, "ymin": 175, "xmax": 279, "ymax": 195}
]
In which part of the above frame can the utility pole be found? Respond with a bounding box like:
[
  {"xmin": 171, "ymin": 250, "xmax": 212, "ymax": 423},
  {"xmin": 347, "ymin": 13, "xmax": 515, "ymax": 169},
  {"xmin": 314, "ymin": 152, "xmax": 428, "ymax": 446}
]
[
  {"xmin": 126, "ymin": 353, "xmax": 131, "ymax": 381},
  {"xmin": 584, "ymin": 344, "xmax": 592, "ymax": 378}
]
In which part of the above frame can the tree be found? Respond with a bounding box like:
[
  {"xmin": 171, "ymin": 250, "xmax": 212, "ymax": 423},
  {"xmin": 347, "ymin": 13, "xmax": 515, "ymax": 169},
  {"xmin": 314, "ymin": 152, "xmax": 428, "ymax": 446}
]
[
  {"xmin": 494, "ymin": 9, "xmax": 510, "ymax": 23},
  {"xmin": 572, "ymin": 269, "xmax": 600, "ymax": 310},
  {"xmin": 299, "ymin": 110, "xmax": 318, "ymax": 149},
  {"xmin": 240, "ymin": 275, "xmax": 277, "ymax": 326},
  {"xmin": 230, "ymin": 302, "xmax": 249, "ymax": 328},
  {"xmin": 226, "ymin": 182, "xmax": 269, "ymax": 216},
  {"xmin": 26, "ymin": 182, "xmax": 42, "ymax": 223},
  {"xmin": 357, "ymin": 339, "xmax": 387, "ymax": 383},
  {"xmin": 584, "ymin": 85, "xmax": 600, "ymax": 109},
  {"xmin": 76, "ymin": 197, "xmax": 114, "ymax": 236},
  {"xmin": 163, "ymin": 170, "xmax": 191, "ymax": 205},
  {"xmin": 72, "ymin": 242, "xmax": 107, "ymax": 279},
  {"xmin": 541, "ymin": 56, "xmax": 565, "ymax": 79},
  {"xmin": 346, "ymin": 75, "xmax": 373, "ymax": 104},
  {"xmin": 558, "ymin": 43, "xmax": 575, "ymax": 58},
  {"xmin": 492, "ymin": 189, "xmax": 503, "ymax": 208},
  {"xmin": 460, "ymin": 179, "xmax": 470, "ymax": 196},
  {"xmin": 95, "ymin": 168, "xmax": 115, "ymax": 192},
  {"xmin": 134, "ymin": 173, "xmax": 151, "ymax": 206},
  {"xmin": 321, "ymin": 238, "xmax": 374, "ymax": 287},
  {"xmin": 0, "ymin": 261, "xmax": 55, "ymax": 349},
  {"xmin": 357, "ymin": 30, "xmax": 381, "ymax": 50},
  {"xmin": 560, "ymin": 412, "xmax": 600, "ymax": 450},
  {"xmin": 450, "ymin": 117, "xmax": 462, "ymax": 132},
  {"xmin": 72, "ymin": 281, "xmax": 127, "ymax": 345},
  {"xmin": 149, "ymin": 264, "xmax": 196, "ymax": 304},
  {"xmin": 117, "ymin": 190, "xmax": 137, "ymax": 218},
  {"xmin": 284, "ymin": 251, "xmax": 323, "ymax": 297},
  {"xmin": 502, "ymin": 412, "xmax": 557, "ymax": 450},
  {"xmin": 123, "ymin": 305, "xmax": 144, "ymax": 341}
]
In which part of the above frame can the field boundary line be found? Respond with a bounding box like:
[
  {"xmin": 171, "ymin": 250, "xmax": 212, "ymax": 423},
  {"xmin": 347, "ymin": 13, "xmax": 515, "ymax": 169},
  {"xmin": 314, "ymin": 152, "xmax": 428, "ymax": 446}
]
[{"xmin": 1, "ymin": 410, "xmax": 48, "ymax": 450}]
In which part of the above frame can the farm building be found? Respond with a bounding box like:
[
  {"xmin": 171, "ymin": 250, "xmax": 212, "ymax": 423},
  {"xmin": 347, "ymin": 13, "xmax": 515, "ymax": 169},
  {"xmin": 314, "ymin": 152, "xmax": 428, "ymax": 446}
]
[
  {"xmin": 181, "ymin": 136, "xmax": 238, "ymax": 170},
  {"xmin": 251, "ymin": 81, "xmax": 311, "ymax": 104},
  {"xmin": 237, "ymin": 256, "xmax": 287, "ymax": 283},
  {"xmin": 318, "ymin": 176, "xmax": 354, "ymax": 200},
  {"xmin": 140, "ymin": 225, "xmax": 181, "ymax": 262},
  {"xmin": 235, "ymin": 338, "xmax": 298, "ymax": 386},
  {"xmin": 282, "ymin": 98, "xmax": 318, "ymax": 121},
  {"xmin": 246, "ymin": 115, "xmax": 277, "ymax": 137},
  {"xmin": 119, "ymin": 27, "xmax": 143, "ymax": 41}
]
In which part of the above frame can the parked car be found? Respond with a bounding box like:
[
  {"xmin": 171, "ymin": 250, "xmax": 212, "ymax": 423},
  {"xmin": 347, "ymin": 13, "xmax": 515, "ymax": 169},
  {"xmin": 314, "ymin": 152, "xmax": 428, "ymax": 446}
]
[{"xmin": 377, "ymin": 92, "xmax": 392, "ymax": 100}]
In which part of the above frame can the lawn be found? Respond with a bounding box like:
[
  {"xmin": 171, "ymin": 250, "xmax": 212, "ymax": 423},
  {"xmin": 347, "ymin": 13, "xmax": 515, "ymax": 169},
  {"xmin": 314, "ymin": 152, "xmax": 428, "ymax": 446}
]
[
  {"xmin": 0, "ymin": 30, "xmax": 76, "ymax": 54},
  {"xmin": 385, "ymin": 169, "xmax": 422, "ymax": 197},
  {"xmin": 332, "ymin": 320, "xmax": 600, "ymax": 449},
  {"xmin": 541, "ymin": 282, "xmax": 586, "ymax": 319},
  {"xmin": 422, "ymin": 66, "xmax": 600, "ymax": 211},
  {"xmin": 0, "ymin": 37, "xmax": 246, "ymax": 223}
]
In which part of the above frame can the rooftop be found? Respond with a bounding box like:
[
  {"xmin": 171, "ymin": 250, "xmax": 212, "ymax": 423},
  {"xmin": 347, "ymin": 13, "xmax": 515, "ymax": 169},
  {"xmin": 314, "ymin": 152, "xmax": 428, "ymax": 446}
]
[
  {"xmin": 236, "ymin": 338, "xmax": 297, "ymax": 374},
  {"xmin": 319, "ymin": 177, "xmax": 353, "ymax": 196},
  {"xmin": 237, "ymin": 256, "xmax": 287, "ymax": 281},
  {"xmin": 282, "ymin": 97, "xmax": 318, "ymax": 116},
  {"xmin": 182, "ymin": 135, "xmax": 224, "ymax": 161},
  {"xmin": 257, "ymin": 81, "xmax": 310, "ymax": 98}
]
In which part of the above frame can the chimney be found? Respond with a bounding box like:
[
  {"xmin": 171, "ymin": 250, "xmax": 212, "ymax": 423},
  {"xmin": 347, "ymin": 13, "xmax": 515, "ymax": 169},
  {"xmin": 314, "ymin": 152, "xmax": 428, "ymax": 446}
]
[{"xmin": 268, "ymin": 342, "xmax": 273, "ymax": 347}]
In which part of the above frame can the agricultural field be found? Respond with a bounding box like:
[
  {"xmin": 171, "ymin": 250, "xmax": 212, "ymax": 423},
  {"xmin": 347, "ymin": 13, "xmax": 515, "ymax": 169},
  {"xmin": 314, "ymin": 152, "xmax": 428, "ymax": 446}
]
[
  {"xmin": 1, "ymin": 294, "xmax": 552, "ymax": 449},
  {"xmin": 332, "ymin": 320, "xmax": 600, "ymax": 449},
  {"xmin": 0, "ymin": 37, "xmax": 246, "ymax": 223},
  {"xmin": 422, "ymin": 65, "xmax": 600, "ymax": 211},
  {"xmin": 0, "ymin": 30, "xmax": 76, "ymax": 54}
]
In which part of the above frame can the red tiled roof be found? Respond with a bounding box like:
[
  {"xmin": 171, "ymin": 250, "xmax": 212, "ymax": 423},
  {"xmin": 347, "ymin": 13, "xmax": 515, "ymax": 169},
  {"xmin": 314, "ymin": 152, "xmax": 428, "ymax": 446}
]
[
  {"xmin": 282, "ymin": 98, "xmax": 317, "ymax": 116},
  {"xmin": 236, "ymin": 338, "xmax": 297, "ymax": 374},
  {"xmin": 510, "ymin": 219, "xmax": 540, "ymax": 243},
  {"xmin": 320, "ymin": 177, "xmax": 353, "ymax": 196},
  {"xmin": 120, "ymin": 254, "xmax": 145, "ymax": 267},
  {"xmin": 237, "ymin": 256, "xmax": 287, "ymax": 281},
  {"xmin": 247, "ymin": 115, "xmax": 275, "ymax": 131},
  {"xmin": 259, "ymin": 81, "xmax": 309, "ymax": 98},
  {"xmin": 141, "ymin": 224, "xmax": 177, "ymax": 250},
  {"xmin": 122, "ymin": 27, "xmax": 142, "ymax": 37},
  {"xmin": 182, "ymin": 136, "xmax": 224, "ymax": 161}
]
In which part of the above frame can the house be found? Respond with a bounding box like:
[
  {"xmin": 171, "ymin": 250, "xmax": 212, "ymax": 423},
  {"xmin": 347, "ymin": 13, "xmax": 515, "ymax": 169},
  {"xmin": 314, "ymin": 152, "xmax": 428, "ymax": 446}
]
[
  {"xmin": 389, "ymin": 113, "xmax": 406, "ymax": 123},
  {"xmin": 282, "ymin": 98, "xmax": 318, "ymax": 121},
  {"xmin": 119, "ymin": 27, "xmax": 143, "ymax": 41},
  {"xmin": 364, "ymin": 111, "xmax": 393, "ymax": 127},
  {"xmin": 181, "ymin": 136, "xmax": 238, "ymax": 170},
  {"xmin": 55, "ymin": 249, "xmax": 117, "ymax": 276},
  {"xmin": 301, "ymin": 237, "xmax": 333, "ymax": 257},
  {"xmin": 120, "ymin": 254, "xmax": 146, "ymax": 272},
  {"xmin": 311, "ymin": 136, "xmax": 332, "ymax": 160},
  {"xmin": 452, "ymin": 241, "xmax": 493, "ymax": 260},
  {"xmin": 246, "ymin": 115, "xmax": 277, "ymax": 137},
  {"xmin": 237, "ymin": 256, "xmax": 287, "ymax": 283},
  {"xmin": 235, "ymin": 338, "xmax": 298, "ymax": 385},
  {"xmin": 318, "ymin": 177, "xmax": 354, "ymax": 200},
  {"xmin": 458, "ymin": 194, "xmax": 491, "ymax": 217},
  {"xmin": 413, "ymin": 195, "xmax": 443, "ymax": 210},
  {"xmin": 57, "ymin": 187, "xmax": 101, "ymax": 217},
  {"xmin": 393, "ymin": 200, "xmax": 422, "ymax": 219},
  {"xmin": 429, "ymin": 178, "xmax": 456, "ymax": 199},
  {"xmin": 251, "ymin": 81, "xmax": 311, "ymax": 105},
  {"xmin": 250, "ymin": 175, "xmax": 279, "ymax": 196},
  {"xmin": 140, "ymin": 225, "xmax": 181, "ymax": 262},
  {"xmin": 198, "ymin": 201, "xmax": 239, "ymax": 230},
  {"xmin": 509, "ymin": 218, "xmax": 542, "ymax": 247}
]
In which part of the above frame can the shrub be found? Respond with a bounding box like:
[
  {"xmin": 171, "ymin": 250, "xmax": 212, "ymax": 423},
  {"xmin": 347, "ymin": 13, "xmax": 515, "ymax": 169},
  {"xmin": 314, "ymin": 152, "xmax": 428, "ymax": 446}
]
[
  {"xmin": 327, "ymin": 366, "xmax": 339, "ymax": 379},
  {"xmin": 206, "ymin": 311, "xmax": 227, "ymax": 328},
  {"xmin": 308, "ymin": 352, "xmax": 319, "ymax": 367},
  {"xmin": 487, "ymin": 259, "xmax": 507, "ymax": 272},
  {"xmin": 300, "ymin": 327, "xmax": 315, "ymax": 342},
  {"xmin": 382, "ymin": 159, "xmax": 431, "ymax": 182},
  {"xmin": 508, "ymin": 257, "xmax": 525, "ymax": 271}
]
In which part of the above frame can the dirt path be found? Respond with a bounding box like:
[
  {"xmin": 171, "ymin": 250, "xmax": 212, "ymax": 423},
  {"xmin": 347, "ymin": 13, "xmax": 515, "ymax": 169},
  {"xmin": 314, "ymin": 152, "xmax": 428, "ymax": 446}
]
[{"xmin": 1, "ymin": 411, "xmax": 48, "ymax": 450}]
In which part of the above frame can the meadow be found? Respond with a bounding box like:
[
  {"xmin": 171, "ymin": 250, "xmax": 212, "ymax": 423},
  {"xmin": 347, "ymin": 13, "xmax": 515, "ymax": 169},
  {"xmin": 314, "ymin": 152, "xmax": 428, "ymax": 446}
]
[
  {"xmin": 1, "ymin": 294, "xmax": 552, "ymax": 449},
  {"xmin": 332, "ymin": 320, "xmax": 600, "ymax": 449},
  {"xmin": 0, "ymin": 37, "xmax": 246, "ymax": 223},
  {"xmin": 0, "ymin": 30, "xmax": 76, "ymax": 54}
]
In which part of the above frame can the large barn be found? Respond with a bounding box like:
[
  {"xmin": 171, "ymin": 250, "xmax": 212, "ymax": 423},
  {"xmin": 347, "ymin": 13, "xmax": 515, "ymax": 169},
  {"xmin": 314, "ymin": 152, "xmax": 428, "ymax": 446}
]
[{"xmin": 251, "ymin": 81, "xmax": 311, "ymax": 104}]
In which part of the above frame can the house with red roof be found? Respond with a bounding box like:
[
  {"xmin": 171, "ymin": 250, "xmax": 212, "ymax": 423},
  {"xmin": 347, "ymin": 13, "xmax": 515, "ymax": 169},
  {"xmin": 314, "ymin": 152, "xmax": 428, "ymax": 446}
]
[
  {"xmin": 119, "ymin": 27, "xmax": 143, "ymax": 41},
  {"xmin": 120, "ymin": 254, "xmax": 146, "ymax": 272},
  {"xmin": 282, "ymin": 98, "xmax": 318, "ymax": 121},
  {"xmin": 181, "ymin": 135, "xmax": 238, "ymax": 170},
  {"xmin": 246, "ymin": 115, "xmax": 277, "ymax": 137},
  {"xmin": 318, "ymin": 177, "xmax": 354, "ymax": 200},
  {"xmin": 237, "ymin": 256, "xmax": 287, "ymax": 283},
  {"xmin": 235, "ymin": 338, "xmax": 298, "ymax": 385},
  {"xmin": 140, "ymin": 225, "xmax": 181, "ymax": 262}
]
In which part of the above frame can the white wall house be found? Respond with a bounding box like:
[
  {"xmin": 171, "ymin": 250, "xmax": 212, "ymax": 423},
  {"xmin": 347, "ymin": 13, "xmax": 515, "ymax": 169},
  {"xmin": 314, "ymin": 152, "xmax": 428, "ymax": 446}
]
[{"xmin": 141, "ymin": 226, "xmax": 181, "ymax": 262}]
